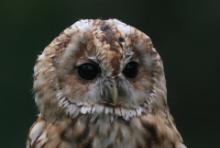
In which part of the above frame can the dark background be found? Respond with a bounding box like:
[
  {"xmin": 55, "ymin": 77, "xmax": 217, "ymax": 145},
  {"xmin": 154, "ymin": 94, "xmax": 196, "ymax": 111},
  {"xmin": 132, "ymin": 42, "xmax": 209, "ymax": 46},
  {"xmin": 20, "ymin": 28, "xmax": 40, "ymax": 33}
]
[{"xmin": 0, "ymin": 0, "xmax": 219, "ymax": 147}]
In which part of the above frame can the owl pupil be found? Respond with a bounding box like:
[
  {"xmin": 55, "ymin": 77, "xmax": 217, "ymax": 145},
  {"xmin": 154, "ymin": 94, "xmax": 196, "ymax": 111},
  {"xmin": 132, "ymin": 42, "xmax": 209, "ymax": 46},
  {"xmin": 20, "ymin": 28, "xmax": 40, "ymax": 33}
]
[
  {"xmin": 123, "ymin": 61, "xmax": 139, "ymax": 78},
  {"xmin": 77, "ymin": 62, "xmax": 100, "ymax": 80}
]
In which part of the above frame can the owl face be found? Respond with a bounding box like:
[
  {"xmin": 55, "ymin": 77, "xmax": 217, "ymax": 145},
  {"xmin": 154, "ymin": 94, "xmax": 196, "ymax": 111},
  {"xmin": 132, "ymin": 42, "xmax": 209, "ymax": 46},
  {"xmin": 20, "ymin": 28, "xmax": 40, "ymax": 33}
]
[{"xmin": 34, "ymin": 19, "xmax": 166, "ymax": 120}]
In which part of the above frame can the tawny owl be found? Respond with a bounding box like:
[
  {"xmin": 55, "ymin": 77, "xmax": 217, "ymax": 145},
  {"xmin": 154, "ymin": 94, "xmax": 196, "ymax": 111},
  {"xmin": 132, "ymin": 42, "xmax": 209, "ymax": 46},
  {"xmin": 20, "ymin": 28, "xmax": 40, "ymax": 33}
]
[{"xmin": 26, "ymin": 19, "xmax": 186, "ymax": 148}]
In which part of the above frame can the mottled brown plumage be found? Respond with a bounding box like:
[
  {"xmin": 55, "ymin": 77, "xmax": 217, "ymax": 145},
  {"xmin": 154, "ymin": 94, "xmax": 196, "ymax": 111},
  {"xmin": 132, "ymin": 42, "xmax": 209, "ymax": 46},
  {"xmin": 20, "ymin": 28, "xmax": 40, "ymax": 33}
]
[{"xmin": 27, "ymin": 19, "xmax": 186, "ymax": 148}]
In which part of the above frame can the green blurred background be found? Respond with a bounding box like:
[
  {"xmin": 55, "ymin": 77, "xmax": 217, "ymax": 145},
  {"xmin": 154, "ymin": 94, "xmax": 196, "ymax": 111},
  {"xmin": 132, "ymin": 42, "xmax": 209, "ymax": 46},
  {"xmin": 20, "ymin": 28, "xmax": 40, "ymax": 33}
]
[{"xmin": 0, "ymin": 0, "xmax": 219, "ymax": 147}]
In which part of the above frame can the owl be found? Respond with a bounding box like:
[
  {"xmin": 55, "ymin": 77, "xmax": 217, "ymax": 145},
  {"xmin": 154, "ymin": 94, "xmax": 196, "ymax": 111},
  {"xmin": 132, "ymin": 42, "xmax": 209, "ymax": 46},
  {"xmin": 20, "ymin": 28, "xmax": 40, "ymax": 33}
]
[{"xmin": 26, "ymin": 19, "xmax": 186, "ymax": 148}]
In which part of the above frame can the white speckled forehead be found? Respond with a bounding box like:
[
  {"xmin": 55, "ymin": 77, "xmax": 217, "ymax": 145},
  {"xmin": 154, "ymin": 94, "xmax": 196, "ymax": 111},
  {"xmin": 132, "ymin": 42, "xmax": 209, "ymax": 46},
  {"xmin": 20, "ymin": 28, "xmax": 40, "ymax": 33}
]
[
  {"xmin": 108, "ymin": 19, "xmax": 133, "ymax": 36},
  {"xmin": 67, "ymin": 19, "xmax": 134, "ymax": 36},
  {"xmin": 72, "ymin": 19, "xmax": 93, "ymax": 32}
]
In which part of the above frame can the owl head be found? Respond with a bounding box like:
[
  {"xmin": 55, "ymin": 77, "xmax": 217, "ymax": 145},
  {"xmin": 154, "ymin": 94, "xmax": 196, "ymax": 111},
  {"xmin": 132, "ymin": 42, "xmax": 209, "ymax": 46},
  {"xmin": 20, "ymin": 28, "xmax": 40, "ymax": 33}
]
[{"xmin": 33, "ymin": 19, "xmax": 167, "ymax": 121}]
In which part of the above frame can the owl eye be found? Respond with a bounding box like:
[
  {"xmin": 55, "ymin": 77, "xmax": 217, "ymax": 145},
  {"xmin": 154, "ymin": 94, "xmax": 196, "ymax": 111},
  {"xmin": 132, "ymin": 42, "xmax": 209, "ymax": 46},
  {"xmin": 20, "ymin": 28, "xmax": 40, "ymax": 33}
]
[
  {"xmin": 123, "ymin": 61, "xmax": 139, "ymax": 78},
  {"xmin": 77, "ymin": 62, "xmax": 101, "ymax": 80}
]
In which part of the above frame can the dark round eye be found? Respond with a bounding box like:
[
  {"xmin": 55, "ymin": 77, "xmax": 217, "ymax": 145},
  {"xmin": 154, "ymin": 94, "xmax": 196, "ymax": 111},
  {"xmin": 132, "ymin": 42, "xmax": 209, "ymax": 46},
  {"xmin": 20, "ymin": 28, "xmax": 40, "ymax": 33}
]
[
  {"xmin": 77, "ymin": 62, "xmax": 101, "ymax": 80},
  {"xmin": 123, "ymin": 61, "xmax": 139, "ymax": 78}
]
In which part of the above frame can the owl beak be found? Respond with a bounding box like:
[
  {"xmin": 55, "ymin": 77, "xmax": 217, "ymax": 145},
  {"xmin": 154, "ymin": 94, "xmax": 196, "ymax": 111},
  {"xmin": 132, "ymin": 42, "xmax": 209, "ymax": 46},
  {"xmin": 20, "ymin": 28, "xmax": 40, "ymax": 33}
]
[
  {"xmin": 111, "ymin": 81, "xmax": 118, "ymax": 104},
  {"xmin": 102, "ymin": 76, "xmax": 119, "ymax": 105}
]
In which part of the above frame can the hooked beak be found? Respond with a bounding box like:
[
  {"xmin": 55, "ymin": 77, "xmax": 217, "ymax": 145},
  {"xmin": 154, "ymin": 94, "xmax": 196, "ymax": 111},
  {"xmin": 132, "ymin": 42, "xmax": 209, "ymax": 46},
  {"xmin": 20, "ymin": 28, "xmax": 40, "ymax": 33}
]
[
  {"xmin": 101, "ymin": 76, "xmax": 119, "ymax": 105},
  {"xmin": 111, "ymin": 80, "xmax": 118, "ymax": 104}
]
